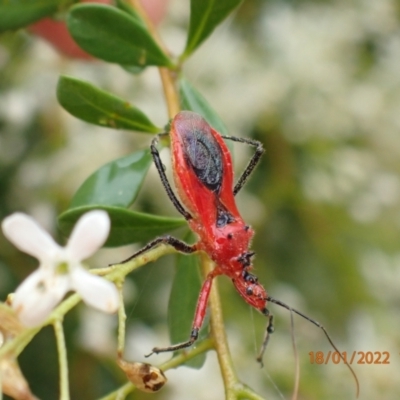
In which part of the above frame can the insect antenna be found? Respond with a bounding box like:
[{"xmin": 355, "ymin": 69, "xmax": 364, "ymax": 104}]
[{"xmin": 266, "ymin": 295, "xmax": 360, "ymax": 398}]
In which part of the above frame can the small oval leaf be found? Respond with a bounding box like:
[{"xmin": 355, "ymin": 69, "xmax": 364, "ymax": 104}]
[
  {"xmin": 70, "ymin": 149, "xmax": 152, "ymax": 209},
  {"xmin": 67, "ymin": 4, "xmax": 174, "ymax": 67},
  {"xmin": 183, "ymin": 0, "xmax": 244, "ymax": 58},
  {"xmin": 59, "ymin": 206, "xmax": 186, "ymax": 247},
  {"xmin": 115, "ymin": 0, "xmax": 145, "ymax": 25},
  {"xmin": 0, "ymin": 0, "xmax": 59, "ymax": 32},
  {"xmin": 57, "ymin": 75, "xmax": 160, "ymax": 133}
]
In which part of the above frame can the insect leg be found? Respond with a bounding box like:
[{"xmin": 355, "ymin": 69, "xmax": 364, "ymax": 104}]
[
  {"xmin": 221, "ymin": 135, "xmax": 264, "ymax": 196},
  {"xmin": 256, "ymin": 310, "xmax": 274, "ymax": 366},
  {"xmin": 151, "ymin": 134, "xmax": 192, "ymax": 220},
  {"xmin": 114, "ymin": 235, "xmax": 196, "ymax": 264},
  {"xmin": 146, "ymin": 274, "xmax": 214, "ymax": 356}
]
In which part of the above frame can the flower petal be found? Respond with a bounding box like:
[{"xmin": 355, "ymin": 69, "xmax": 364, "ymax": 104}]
[
  {"xmin": 71, "ymin": 267, "xmax": 119, "ymax": 313},
  {"xmin": 12, "ymin": 269, "xmax": 69, "ymax": 326},
  {"xmin": 2, "ymin": 213, "xmax": 61, "ymax": 262},
  {"xmin": 66, "ymin": 210, "xmax": 110, "ymax": 261}
]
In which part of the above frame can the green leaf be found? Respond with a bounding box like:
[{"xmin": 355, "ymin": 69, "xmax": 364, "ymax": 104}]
[
  {"xmin": 168, "ymin": 233, "xmax": 207, "ymax": 368},
  {"xmin": 121, "ymin": 64, "xmax": 146, "ymax": 75},
  {"xmin": 0, "ymin": 0, "xmax": 60, "ymax": 32},
  {"xmin": 57, "ymin": 75, "xmax": 160, "ymax": 133},
  {"xmin": 183, "ymin": 0, "xmax": 244, "ymax": 58},
  {"xmin": 59, "ymin": 205, "xmax": 186, "ymax": 247},
  {"xmin": 67, "ymin": 4, "xmax": 174, "ymax": 67},
  {"xmin": 115, "ymin": 0, "xmax": 145, "ymax": 25},
  {"xmin": 179, "ymin": 78, "xmax": 228, "ymax": 135},
  {"xmin": 70, "ymin": 149, "xmax": 152, "ymax": 209}
]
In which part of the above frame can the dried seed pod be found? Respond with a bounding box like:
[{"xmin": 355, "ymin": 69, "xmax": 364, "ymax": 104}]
[{"xmin": 117, "ymin": 358, "xmax": 167, "ymax": 393}]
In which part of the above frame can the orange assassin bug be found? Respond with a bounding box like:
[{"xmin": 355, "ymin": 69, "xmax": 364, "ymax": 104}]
[{"xmin": 120, "ymin": 111, "xmax": 359, "ymax": 395}]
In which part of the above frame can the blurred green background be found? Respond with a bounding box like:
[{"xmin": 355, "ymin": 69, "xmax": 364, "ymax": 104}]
[{"xmin": 1, "ymin": 0, "xmax": 400, "ymax": 399}]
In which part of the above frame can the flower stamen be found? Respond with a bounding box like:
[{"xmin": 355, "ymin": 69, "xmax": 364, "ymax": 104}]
[{"xmin": 56, "ymin": 261, "xmax": 69, "ymax": 275}]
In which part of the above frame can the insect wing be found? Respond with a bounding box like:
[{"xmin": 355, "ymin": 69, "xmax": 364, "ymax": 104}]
[
  {"xmin": 209, "ymin": 126, "xmax": 240, "ymax": 217},
  {"xmin": 170, "ymin": 112, "xmax": 239, "ymax": 230}
]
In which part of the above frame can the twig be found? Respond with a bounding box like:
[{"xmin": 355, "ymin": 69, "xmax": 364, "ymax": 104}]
[{"xmin": 53, "ymin": 319, "xmax": 70, "ymax": 400}]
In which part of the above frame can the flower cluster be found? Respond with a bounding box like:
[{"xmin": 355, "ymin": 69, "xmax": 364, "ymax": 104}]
[{"xmin": 2, "ymin": 210, "xmax": 119, "ymax": 326}]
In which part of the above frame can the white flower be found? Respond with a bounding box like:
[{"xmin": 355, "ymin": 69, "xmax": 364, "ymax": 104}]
[{"xmin": 2, "ymin": 210, "xmax": 119, "ymax": 326}]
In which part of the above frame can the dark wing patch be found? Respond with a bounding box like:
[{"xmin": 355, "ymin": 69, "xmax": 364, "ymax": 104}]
[{"xmin": 181, "ymin": 125, "xmax": 224, "ymax": 194}]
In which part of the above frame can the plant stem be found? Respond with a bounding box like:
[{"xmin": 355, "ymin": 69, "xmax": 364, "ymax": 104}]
[
  {"xmin": 53, "ymin": 319, "xmax": 70, "ymax": 400},
  {"xmin": 116, "ymin": 280, "xmax": 126, "ymax": 357},
  {"xmin": 159, "ymin": 67, "xmax": 180, "ymax": 118},
  {"xmin": 236, "ymin": 386, "xmax": 266, "ymax": 400},
  {"xmin": 105, "ymin": 243, "xmax": 177, "ymax": 281},
  {"xmin": 0, "ymin": 327, "xmax": 40, "ymax": 359},
  {"xmin": 200, "ymin": 254, "xmax": 239, "ymax": 399},
  {"xmin": 99, "ymin": 338, "xmax": 214, "ymax": 400},
  {"xmin": 128, "ymin": 0, "xmax": 180, "ymax": 118}
]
